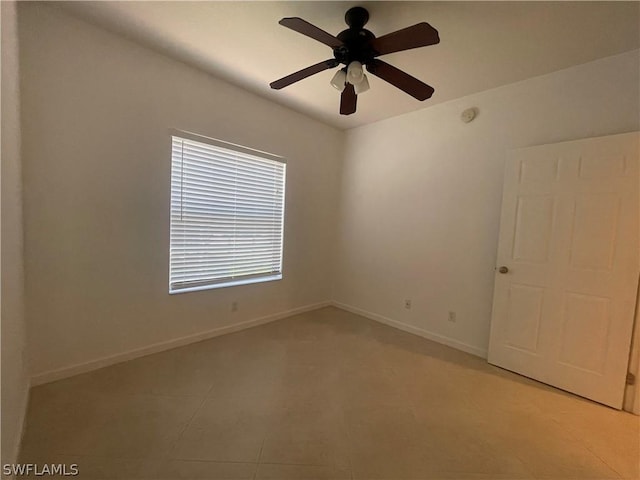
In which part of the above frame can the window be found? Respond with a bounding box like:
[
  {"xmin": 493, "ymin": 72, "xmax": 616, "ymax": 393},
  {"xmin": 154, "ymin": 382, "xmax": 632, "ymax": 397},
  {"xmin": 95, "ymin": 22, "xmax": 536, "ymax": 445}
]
[{"xmin": 169, "ymin": 133, "xmax": 286, "ymax": 293}]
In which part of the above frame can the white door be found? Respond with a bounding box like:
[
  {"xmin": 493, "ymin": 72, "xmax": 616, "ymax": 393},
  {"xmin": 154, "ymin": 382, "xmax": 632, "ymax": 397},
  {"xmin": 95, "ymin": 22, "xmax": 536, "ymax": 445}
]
[{"xmin": 488, "ymin": 132, "xmax": 639, "ymax": 408}]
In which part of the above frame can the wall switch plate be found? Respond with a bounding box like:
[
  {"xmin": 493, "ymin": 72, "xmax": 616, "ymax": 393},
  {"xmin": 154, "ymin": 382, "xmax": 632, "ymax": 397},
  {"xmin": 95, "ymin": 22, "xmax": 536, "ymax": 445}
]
[
  {"xmin": 231, "ymin": 301, "xmax": 238, "ymax": 312},
  {"xmin": 404, "ymin": 299, "xmax": 412, "ymax": 309},
  {"xmin": 448, "ymin": 311, "xmax": 456, "ymax": 322}
]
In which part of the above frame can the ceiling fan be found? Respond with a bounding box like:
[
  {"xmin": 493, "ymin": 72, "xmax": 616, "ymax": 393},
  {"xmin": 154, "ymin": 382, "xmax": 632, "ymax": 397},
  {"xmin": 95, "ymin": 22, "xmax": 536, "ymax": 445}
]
[{"xmin": 269, "ymin": 6, "xmax": 440, "ymax": 116}]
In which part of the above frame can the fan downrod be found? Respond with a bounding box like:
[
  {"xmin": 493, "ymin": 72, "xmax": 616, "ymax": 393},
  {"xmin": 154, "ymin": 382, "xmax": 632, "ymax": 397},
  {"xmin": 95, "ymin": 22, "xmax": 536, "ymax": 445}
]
[{"xmin": 344, "ymin": 7, "xmax": 369, "ymax": 29}]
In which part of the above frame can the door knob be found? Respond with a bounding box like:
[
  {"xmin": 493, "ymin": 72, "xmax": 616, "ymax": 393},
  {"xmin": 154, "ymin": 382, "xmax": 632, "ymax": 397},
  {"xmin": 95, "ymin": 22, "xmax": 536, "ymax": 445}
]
[{"xmin": 498, "ymin": 266, "xmax": 509, "ymax": 274}]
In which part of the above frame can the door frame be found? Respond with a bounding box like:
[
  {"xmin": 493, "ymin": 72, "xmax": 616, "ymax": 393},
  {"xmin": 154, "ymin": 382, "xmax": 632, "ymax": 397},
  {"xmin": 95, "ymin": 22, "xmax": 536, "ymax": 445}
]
[
  {"xmin": 623, "ymin": 274, "xmax": 640, "ymax": 414},
  {"xmin": 623, "ymin": 135, "xmax": 640, "ymax": 414}
]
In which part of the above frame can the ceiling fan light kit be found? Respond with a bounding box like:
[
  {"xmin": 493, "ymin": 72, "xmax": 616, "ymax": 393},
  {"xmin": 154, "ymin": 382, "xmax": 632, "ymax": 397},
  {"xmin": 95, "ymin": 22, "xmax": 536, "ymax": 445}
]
[
  {"xmin": 330, "ymin": 69, "xmax": 347, "ymax": 91},
  {"xmin": 270, "ymin": 6, "xmax": 440, "ymax": 115},
  {"xmin": 347, "ymin": 61, "xmax": 366, "ymax": 85},
  {"xmin": 354, "ymin": 74, "xmax": 370, "ymax": 95}
]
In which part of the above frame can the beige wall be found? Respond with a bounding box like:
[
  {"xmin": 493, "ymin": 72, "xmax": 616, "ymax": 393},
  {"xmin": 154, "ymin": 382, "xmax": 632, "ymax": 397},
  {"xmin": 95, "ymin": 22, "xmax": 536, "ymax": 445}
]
[
  {"xmin": 19, "ymin": 4, "xmax": 343, "ymax": 380},
  {"xmin": 334, "ymin": 50, "xmax": 640, "ymax": 357},
  {"xmin": 1, "ymin": 0, "xmax": 30, "ymax": 466}
]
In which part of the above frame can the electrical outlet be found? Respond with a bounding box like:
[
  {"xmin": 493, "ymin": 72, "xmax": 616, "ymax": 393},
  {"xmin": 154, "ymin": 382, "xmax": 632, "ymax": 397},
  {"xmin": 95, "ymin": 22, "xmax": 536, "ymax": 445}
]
[
  {"xmin": 231, "ymin": 301, "xmax": 238, "ymax": 312},
  {"xmin": 404, "ymin": 299, "xmax": 412, "ymax": 309},
  {"xmin": 448, "ymin": 311, "xmax": 456, "ymax": 322}
]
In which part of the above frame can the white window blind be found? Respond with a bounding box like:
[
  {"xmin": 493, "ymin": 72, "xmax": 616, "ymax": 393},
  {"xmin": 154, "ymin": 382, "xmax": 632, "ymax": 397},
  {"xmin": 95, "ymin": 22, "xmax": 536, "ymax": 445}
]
[{"xmin": 169, "ymin": 134, "xmax": 286, "ymax": 293}]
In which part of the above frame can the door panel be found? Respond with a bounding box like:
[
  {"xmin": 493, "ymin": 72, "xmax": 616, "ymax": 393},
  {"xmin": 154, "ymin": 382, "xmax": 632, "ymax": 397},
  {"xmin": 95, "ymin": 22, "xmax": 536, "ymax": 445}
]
[
  {"xmin": 513, "ymin": 195, "xmax": 555, "ymax": 263},
  {"xmin": 504, "ymin": 284, "xmax": 544, "ymax": 353},
  {"xmin": 488, "ymin": 132, "xmax": 639, "ymax": 408},
  {"xmin": 569, "ymin": 195, "xmax": 619, "ymax": 270},
  {"xmin": 559, "ymin": 293, "xmax": 610, "ymax": 374}
]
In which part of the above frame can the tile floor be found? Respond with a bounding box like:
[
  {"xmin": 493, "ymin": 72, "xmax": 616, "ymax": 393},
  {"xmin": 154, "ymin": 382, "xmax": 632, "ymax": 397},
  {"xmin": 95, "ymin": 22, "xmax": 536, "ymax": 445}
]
[{"xmin": 18, "ymin": 307, "xmax": 639, "ymax": 479}]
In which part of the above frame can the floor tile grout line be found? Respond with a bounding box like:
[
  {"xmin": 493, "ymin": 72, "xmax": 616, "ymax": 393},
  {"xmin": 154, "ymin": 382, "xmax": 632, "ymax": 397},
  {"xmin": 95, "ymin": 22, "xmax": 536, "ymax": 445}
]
[
  {"xmin": 164, "ymin": 394, "xmax": 210, "ymax": 461},
  {"xmin": 387, "ymin": 365, "xmax": 422, "ymax": 422},
  {"xmin": 252, "ymin": 437, "xmax": 266, "ymax": 480},
  {"xmin": 494, "ymin": 413, "xmax": 617, "ymax": 480},
  {"xmin": 37, "ymin": 387, "xmax": 215, "ymax": 399},
  {"xmin": 166, "ymin": 458, "xmax": 260, "ymax": 466},
  {"xmin": 62, "ymin": 390, "xmax": 219, "ymax": 404},
  {"xmin": 545, "ymin": 415, "xmax": 626, "ymax": 478},
  {"xmin": 203, "ymin": 373, "xmax": 218, "ymax": 397},
  {"xmin": 256, "ymin": 461, "xmax": 342, "ymax": 468},
  {"xmin": 27, "ymin": 447, "xmax": 267, "ymax": 466},
  {"xmin": 335, "ymin": 400, "xmax": 357, "ymax": 480}
]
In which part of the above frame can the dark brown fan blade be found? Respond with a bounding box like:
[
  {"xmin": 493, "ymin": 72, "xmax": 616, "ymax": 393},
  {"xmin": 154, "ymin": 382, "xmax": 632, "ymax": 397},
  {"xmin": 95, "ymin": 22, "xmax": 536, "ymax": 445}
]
[
  {"xmin": 371, "ymin": 23, "xmax": 439, "ymax": 56},
  {"xmin": 366, "ymin": 59, "xmax": 434, "ymax": 101},
  {"xmin": 340, "ymin": 83, "xmax": 357, "ymax": 115},
  {"xmin": 270, "ymin": 59, "xmax": 339, "ymax": 90},
  {"xmin": 279, "ymin": 17, "xmax": 343, "ymax": 49}
]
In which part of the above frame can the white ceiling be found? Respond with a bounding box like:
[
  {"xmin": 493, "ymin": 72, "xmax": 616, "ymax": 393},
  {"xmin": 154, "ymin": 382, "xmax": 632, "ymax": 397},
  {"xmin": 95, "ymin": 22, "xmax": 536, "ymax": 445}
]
[{"xmin": 57, "ymin": 1, "xmax": 640, "ymax": 130}]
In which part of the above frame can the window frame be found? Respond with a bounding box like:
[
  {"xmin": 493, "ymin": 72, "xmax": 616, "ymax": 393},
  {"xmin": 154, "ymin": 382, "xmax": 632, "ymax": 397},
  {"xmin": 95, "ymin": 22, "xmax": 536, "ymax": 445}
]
[{"xmin": 167, "ymin": 130, "xmax": 286, "ymax": 294}]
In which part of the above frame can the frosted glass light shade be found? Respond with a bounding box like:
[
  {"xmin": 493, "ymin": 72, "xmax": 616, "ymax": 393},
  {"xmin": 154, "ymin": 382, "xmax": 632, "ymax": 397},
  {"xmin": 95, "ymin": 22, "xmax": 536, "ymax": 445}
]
[
  {"xmin": 347, "ymin": 61, "xmax": 364, "ymax": 84},
  {"xmin": 354, "ymin": 74, "xmax": 370, "ymax": 94},
  {"xmin": 330, "ymin": 70, "xmax": 346, "ymax": 91}
]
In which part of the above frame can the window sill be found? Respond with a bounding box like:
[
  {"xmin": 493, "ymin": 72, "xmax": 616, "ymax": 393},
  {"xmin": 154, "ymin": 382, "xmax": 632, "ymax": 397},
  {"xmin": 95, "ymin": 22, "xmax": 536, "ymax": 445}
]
[{"xmin": 169, "ymin": 274, "xmax": 282, "ymax": 294}]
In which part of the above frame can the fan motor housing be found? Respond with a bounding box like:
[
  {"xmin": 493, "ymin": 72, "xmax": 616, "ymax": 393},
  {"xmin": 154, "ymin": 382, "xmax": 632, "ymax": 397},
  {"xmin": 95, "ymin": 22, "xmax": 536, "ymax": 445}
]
[
  {"xmin": 334, "ymin": 28, "xmax": 377, "ymax": 65},
  {"xmin": 333, "ymin": 7, "xmax": 377, "ymax": 65}
]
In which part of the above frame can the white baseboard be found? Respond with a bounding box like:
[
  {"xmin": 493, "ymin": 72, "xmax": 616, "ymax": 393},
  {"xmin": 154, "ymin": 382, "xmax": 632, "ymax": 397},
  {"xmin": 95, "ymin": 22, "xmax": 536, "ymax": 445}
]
[
  {"xmin": 11, "ymin": 378, "xmax": 30, "ymax": 466},
  {"xmin": 30, "ymin": 300, "xmax": 486, "ymax": 386},
  {"xmin": 30, "ymin": 301, "xmax": 330, "ymax": 386},
  {"xmin": 332, "ymin": 301, "xmax": 488, "ymax": 358}
]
